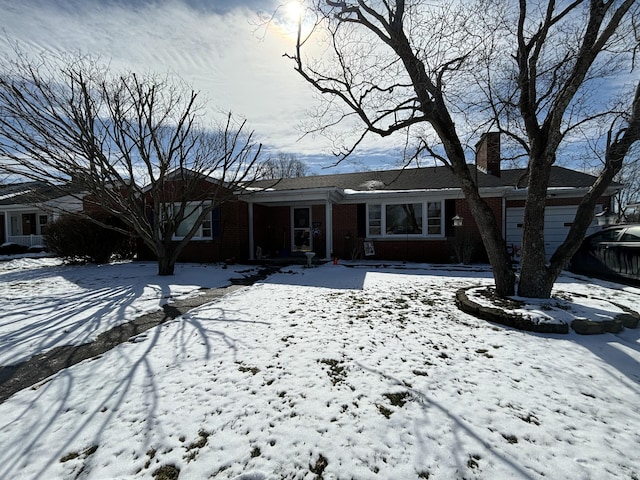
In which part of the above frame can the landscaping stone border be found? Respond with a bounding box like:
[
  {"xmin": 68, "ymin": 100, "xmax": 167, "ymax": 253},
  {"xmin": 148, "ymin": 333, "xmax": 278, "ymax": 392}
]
[
  {"xmin": 455, "ymin": 287, "xmax": 569, "ymax": 334},
  {"xmin": 456, "ymin": 286, "xmax": 640, "ymax": 335}
]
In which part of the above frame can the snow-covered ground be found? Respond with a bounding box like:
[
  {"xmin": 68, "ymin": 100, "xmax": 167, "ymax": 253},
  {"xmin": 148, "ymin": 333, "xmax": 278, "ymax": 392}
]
[
  {"xmin": 0, "ymin": 258, "xmax": 639, "ymax": 479},
  {"xmin": 0, "ymin": 257, "xmax": 254, "ymax": 366}
]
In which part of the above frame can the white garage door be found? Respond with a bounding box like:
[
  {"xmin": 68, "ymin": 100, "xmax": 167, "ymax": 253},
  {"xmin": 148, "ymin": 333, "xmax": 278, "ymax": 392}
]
[{"xmin": 506, "ymin": 206, "xmax": 600, "ymax": 260}]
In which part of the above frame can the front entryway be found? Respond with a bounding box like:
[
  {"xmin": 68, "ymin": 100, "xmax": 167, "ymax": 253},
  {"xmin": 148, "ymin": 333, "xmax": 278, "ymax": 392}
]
[{"xmin": 292, "ymin": 207, "xmax": 312, "ymax": 253}]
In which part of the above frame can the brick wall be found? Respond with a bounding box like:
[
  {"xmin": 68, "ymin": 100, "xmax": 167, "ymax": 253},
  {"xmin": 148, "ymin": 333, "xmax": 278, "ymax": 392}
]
[
  {"xmin": 329, "ymin": 198, "xmax": 503, "ymax": 263},
  {"xmin": 176, "ymin": 199, "xmax": 249, "ymax": 263},
  {"xmin": 332, "ymin": 204, "xmax": 359, "ymax": 259}
]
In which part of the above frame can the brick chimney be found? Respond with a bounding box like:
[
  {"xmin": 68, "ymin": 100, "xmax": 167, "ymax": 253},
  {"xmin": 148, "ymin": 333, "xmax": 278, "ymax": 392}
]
[{"xmin": 475, "ymin": 132, "xmax": 501, "ymax": 177}]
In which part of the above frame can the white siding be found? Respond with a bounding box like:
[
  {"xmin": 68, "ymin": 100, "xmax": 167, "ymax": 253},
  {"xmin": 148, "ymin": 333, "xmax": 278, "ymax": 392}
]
[{"xmin": 506, "ymin": 206, "xmax": 600, "ymax": 260}]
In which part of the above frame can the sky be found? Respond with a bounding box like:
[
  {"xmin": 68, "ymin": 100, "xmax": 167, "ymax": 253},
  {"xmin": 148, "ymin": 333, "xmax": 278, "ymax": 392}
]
[
  {"xmin": 1, "ymin": 257, "xmax": 639, "ymax": 478},
  {"xmin": 0, "ymin": 0, "xmax": 402, "ymax": 174}
]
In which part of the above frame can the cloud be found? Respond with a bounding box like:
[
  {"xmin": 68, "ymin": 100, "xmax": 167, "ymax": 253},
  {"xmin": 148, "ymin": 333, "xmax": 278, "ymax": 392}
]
[{"xmin": 1, "ymin": 0, "xmax": 399, "ymax": 173}]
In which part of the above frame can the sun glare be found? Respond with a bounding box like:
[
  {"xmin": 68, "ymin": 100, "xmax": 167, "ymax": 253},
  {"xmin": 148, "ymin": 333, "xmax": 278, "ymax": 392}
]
[
  {"xmin": 275, "ymin": 0, "xmax": 304, "ymax": 41},
  {"xmin": 284, "ymin": 0, "xmax": 303, "ymax": 23}
]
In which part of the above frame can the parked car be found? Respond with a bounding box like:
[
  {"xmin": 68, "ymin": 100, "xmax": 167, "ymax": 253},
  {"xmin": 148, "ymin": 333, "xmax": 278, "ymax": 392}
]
[{"xmin": 569, "ymin": 224, "xmax": 640, "ymax": 284}]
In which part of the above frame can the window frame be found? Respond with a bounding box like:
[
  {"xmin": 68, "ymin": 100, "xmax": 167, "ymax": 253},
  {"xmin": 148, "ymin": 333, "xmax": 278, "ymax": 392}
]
[
  {"xmin": 170, "ymin": 202, "xmax": 216, "ymax": 241},
  {"xmin": 366, "ymin": 200, "xmax": 444, "ymax": 238}
]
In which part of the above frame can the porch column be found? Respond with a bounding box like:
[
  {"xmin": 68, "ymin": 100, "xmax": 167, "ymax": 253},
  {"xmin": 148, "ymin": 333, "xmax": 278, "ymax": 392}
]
[
  {"xmin": 1, "ymin": 210, "xmax": 7, "ymax": 243},
  {"xmin": 325, "ymin": 199, "xmax": 333, "ymax": 260},
  {"xmin": 248, "ymin": 202, "xmax": 255, "ymax": 260}
]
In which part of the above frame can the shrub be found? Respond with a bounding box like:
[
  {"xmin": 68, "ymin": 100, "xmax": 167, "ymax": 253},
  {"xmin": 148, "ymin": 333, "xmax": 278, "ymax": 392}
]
[
  {"xmin": 44, "ymin": 214, "xmax": 136, "ymax": 264},
  {"xmin": 451, "ymin": 231, "xmax": 487, "ymax": 264},
  {"xmin": 0, "ymin": 243, "xmax": 29, "ymax": 255}
]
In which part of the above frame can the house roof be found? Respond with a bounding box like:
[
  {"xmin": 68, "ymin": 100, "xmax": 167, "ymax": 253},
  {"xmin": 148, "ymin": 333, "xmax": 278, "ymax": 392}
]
[
  {"xmin": 0, "ymin": 181, "xmax": 82, "ymax": 206},
  {"xmin": 499, "ymin": 166, "xmax": 612, "ymax": 189},
  {"xmin": 246, "ymin": 164, "xmax": 613, "ymax": 193}
]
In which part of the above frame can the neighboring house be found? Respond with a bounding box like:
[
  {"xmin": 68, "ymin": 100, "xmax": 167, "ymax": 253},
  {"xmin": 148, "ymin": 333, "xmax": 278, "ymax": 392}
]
[
  {"xmin": 0, "ymin": 181, "xmax": 83, "ymax": 247},
  {"xmin": 233, "ymin": 133, "xmax": 618, "ymax": 264}
]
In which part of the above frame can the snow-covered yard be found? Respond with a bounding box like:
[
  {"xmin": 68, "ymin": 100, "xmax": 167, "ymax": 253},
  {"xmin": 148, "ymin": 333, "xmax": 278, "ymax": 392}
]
[{"xmin": 0, "ymin": 258, "xmax": 639, "ymax": 479}]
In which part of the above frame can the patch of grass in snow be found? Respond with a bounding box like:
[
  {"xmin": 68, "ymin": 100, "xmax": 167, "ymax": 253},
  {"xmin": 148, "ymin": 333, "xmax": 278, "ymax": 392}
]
[
  {"xmin": 152, "ymin": 464, "xmax": 180, "ymax": 480},
  {"xmin": 518, "ymin": 413, "xmax": 541, "ymax": 426},
  {"xmin": 59, "ymin": 444, "xmax": 98, "ymax": 463},
  {"xmin": 309, "ymin": 453, "xmax": 328, "ymax": 477},
  {"xmin": 60, "ymin": 452, "xmax": 80, "ymax": 462},
  {"xmin": 475, "ymin": 348, "xmax": 494, "ymax": 358},
  {"xmin": 377, "ymin": 391, "xmax": 413, "ymax": 418},
  {"xmin": 144, "ymin": 448, "xmax": 157, "ymax": 469},
  {"xmin": 393, "ymin": 297, "xmax": 409, "ymax": 308},
  {"xmin": 376, "ymin": 404, "xmax": 393, "ymax": 418},
  {"xmin": 383, "ymin": 391, "xmax": 411, "ymax": 407},
  {"xmin": 184, "ymin": 430, "xmax": 209, "ymax": 462},
  {"xmin": 467, "ymin": 454, "xmax": 481, "ymax": 469},
  {"xmin": 318, "ymin": 358, "xmax": 348, "ymax": 386},
  {"xmin": 238, "ymin": 364, "xmax": 260, "ymax": 375}
]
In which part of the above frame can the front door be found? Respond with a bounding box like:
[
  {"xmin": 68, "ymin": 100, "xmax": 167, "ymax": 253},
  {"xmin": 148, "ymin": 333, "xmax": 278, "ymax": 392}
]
[
  {"xmin": 22, "ymin": 213, "xmax": 36, "ymax": 235},
  {"xmin": 292, "ymin": 207, "xmax": 311, "ymax": 252}
]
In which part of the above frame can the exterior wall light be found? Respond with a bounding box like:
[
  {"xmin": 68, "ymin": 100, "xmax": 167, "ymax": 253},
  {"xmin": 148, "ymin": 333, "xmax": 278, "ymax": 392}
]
[{"xmin": 452, "ymin": 215, "xmax": 463, "ymax": 227}]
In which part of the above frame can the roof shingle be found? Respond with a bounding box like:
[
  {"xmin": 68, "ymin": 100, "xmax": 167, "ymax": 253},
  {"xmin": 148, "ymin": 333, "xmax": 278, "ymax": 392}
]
[{"xmin": 248, "ymin": 164, "xmax": 607, "ymax": 192}]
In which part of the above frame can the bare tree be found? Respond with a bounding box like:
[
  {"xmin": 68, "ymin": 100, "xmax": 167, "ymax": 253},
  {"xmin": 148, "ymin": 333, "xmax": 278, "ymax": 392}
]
[
  {"xmin": 260, "ymin": 152, "xmax": 309, "ymax": 179},
  {"xmin": 289, "ymin": 0, "xmax": 640, "ymax": 298},
  {"xmin": 0, "ymin": 50, "xmax": 262, "ymax": 275},
  {"xmin": 612, "ymin": 147, "xmax": 640, "ymax": 216}
]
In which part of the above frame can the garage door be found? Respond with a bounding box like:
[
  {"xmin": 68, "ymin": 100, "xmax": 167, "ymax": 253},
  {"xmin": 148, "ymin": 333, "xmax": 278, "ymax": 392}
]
[{"xmin": 506, "ymin": 206, "xmax": 600, "ymax": 260}]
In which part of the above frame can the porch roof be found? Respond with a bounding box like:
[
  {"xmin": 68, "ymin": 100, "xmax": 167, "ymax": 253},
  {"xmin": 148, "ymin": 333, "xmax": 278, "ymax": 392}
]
[{"xmin": 0, "ymin": 181, "xmax": 82, "ymax": 206}]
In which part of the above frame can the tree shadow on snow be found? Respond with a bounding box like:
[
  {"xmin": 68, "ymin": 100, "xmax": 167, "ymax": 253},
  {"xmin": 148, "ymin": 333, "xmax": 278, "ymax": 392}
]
[
  {"xmin": 262, "ymin": 262, "xmax": 494, "ymax": 290},
  {"xmin": 0, "ymin": 301, "xmax": 257, "ymax": 479}
]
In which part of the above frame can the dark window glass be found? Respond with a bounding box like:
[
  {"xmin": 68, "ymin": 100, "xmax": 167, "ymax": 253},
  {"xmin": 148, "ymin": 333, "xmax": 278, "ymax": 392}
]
[{"xmin": 385, "ymin": 203, "xmax": 422, "ymax": 235}]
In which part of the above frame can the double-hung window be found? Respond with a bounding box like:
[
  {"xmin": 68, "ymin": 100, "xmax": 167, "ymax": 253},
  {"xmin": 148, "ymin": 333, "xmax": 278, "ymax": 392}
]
[
  {"xmin": 172, "ymin": 202, "xmax": 218, "ymax": 240},
  {"xmin": 367, "ymin": 201, "xmax": 443, "ymax": 237}
]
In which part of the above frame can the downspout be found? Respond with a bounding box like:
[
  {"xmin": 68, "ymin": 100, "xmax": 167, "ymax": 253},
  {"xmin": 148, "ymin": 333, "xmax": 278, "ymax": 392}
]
[
  {"xmin": 1, "ymin": 210, "xmax": 7, "ymax": 243},
  {"xmin": 325, "ymin": 196, "xmax": 333, "ymax": 260},
  {"xmin": 4, "ymin": 210, "xmax": 10, "ymax": 242}
]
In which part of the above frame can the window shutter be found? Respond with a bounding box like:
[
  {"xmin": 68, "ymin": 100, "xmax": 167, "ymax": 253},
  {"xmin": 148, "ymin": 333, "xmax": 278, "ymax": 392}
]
[
  {"xmin": 444, "ymin": 199, "xmax": 455, "ymax": 237},
  {"xmin": 212, "ymin": 206, "xmax": 222, "ymax": 238},
  {"xmin": 357, "ymin": 204, "xmax": 366, "ymax": 237}
]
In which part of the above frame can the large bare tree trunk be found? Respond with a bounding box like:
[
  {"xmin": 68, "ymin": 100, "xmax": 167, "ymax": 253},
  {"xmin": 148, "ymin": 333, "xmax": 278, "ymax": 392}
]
[
  {"xmin": 517, "ymin": 161, "xmax": 555, "ymax": 298},
  {"xmin": 287, "ymin": 0, "xmax": 640, "ymax": 299},
  {"xmin": 158, "ymin": 256, "xmax": 176, "ymax": 276},
  {"xmin": 449, "ymin": 157, "xmax": 516, "ymax": 296}
]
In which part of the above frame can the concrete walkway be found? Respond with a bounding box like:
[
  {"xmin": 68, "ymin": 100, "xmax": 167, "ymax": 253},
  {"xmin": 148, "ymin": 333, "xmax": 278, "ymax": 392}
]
[{"xmin": 0, "ymin": 268, "xmax": 277, "ymax": 403}]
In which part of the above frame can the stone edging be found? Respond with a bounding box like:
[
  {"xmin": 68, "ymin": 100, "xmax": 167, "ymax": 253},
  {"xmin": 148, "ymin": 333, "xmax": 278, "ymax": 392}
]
[
  {"xmin": 455, "ymin": 287, "xmax": 569, "ymax": 334},
  {"xmin": 455, "ymin": 286, "xmax": 640, "ymax": 335}
]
